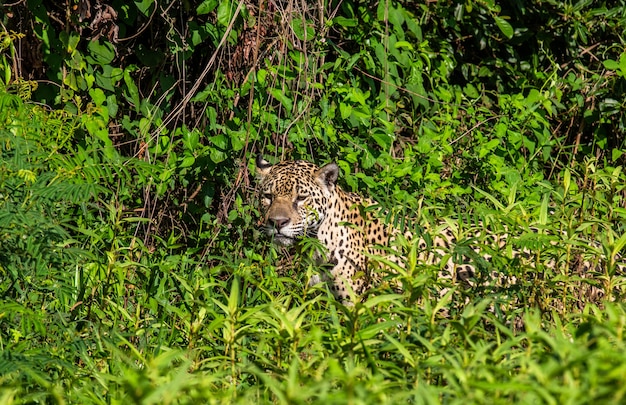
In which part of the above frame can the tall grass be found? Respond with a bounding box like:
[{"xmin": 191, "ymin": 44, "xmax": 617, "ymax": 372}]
[{"xmin": 1, "ymin": 93, "xmax": 624, "ymax": 403}]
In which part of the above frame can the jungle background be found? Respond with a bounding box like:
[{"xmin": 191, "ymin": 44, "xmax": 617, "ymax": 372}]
[{"xmin": 1, "ymin": 0, "xmax": 626, "ymax": 403}]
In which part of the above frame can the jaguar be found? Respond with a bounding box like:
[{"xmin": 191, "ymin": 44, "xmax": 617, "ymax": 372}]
[{"xmin": 255, "ymin": 156, "xmax": 622, "ymax": 305}]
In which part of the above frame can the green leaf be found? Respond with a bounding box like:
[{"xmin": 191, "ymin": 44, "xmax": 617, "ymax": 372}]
[
  {"xmin": 179, "ymin": 155, "xmax": 195, "ymax": 168},
  {"xmin": 387, "ymin": 5, "xmax": 406, "ymax": 29},
  {"xmin": 339, "ymin": 103, "xmax": 352, "ymax": 119},
  {"xmin": 472, "ymin": 186, "xmax": 505, "ymax": 210},
  {"xmin": 603, "ymin": 59, "xmax": 620, "ymax": 70},
  {"xmin": 371, "ymin": 131, "xmax": 393, "ymax": 149},
  {"xmin": 416, "ymin": 136, "xmax": 432, "ymax": 154},
  {"xmin": 269, "ymin": 88, "xmax": 293, "ymax": 113},
  {"xmin": 394, "ymin": 41, "xmax": 413, "ymax": 50},
  {"xmin": 123, "ymin": 68, "xmax": 140, "ymax": 111},
  {"xmin": 135, "ymin": 0, "xmax": 155, "ymax": 16},
  {"xmin": 563, "ymin": 168, "xmax": 571, "ymax": 195},
  {"xmin": 89, "ymin": 88, "xmax": 106, "ymax": 107},
  {"xmin": 362, "ymin": 294, "xmax": 403, "ymax": 309},
  {"xmin": 95, "ymin": 65, "xmax": 122, "ymax": 91},
  {"xmin": 257, "ymin": 69, "xmax": 267, "ymax": 85},
  {"xmin": 227, "ymin": 277, "xmax": 240, "ymax": 314},
  {"xmin": 210, "ymin": 149, "xmax": 227, "ymax": 164},
  {"xmin": 197, "ymin": 0, "xmax": 218, "ymax": 15},
  {"xmin": 229, "ymin": 129, "xmax": 246, "ymax": 151},
  {"xmin": 612, "ymin": 148, "xmax": 624, "ymax": 162},
  {"xmin": 539, "ymin": 192, "xmax": 549, "ymax": 225},
  {"xmin": 183, "ymin": 129, "xmax": 200, "ymax": 150},
  {"xmin": 217, "ymin": 0, "xmax": 234, "ymax": 27},
  {"xmin": 479, "ymin": 138, "xmax": 500, "ymax": 158},
  {"xmin": 292, "ymin": 18, "xmax": 315, "ymax": 41},
  {"xmin": 494, "ymin": 16, "xmax": 513, "ymax": 39},
  {"xmin": 464, "ymin": 83, "xmax": 479, "ymax": 98},
  {"xmin": 332, "ymin": 17, "xmax": 357, "ymax": 27},
  {"xmin": 62, "ymin": 32, "xmax": 81, "ymax": 54},
  {"xmin": 210, "ymin": 134, "xmax": 228, "ymax": 149},
  {"xmin": 105, "ymin": 94, "xmax": 118, "ymax": 118},
  {"xmin": 613, "ymin": 233, "xmax": 626, "ymax": 260},
  {"xmin": 87, "ymin": 40, "xmax": 115, "ymax": 65}
]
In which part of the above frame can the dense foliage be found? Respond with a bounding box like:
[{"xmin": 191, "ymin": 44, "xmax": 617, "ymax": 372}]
[{"xmin": 1, "ymin": 0, "xmax": 625, "ymax": 403}]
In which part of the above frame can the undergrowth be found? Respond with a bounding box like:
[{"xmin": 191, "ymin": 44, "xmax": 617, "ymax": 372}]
[{"xmin": 1, "ymin": 0, "xmax": 625, "ymax": 403}]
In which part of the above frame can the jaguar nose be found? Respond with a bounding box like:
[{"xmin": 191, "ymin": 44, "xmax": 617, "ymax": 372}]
[{"xmin": 269, "ymin": 216, "xmax": 290, "ymax": 230}]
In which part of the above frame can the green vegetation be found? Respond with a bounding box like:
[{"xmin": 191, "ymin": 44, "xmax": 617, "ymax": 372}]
[{"xmin": 1, "ymin": 0, "xmax": 625, "ymax": 403}]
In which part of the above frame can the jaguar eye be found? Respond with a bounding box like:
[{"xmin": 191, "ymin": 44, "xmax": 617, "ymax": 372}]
[
  {"xmin": 263, "ymin": 193, "xmax": 273, "ymax": 201},
  {"xmin": 295, "ymin": 194, "xmax": 308, "ymax": 203}
]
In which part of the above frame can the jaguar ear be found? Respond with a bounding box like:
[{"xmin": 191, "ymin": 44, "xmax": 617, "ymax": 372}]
[
  {"xmin": 256, "ymin": 155, "xmax": 273, "ymax": 178},
  {"xmin": 316, "ymin": 162, "xmax": 339, "ymax": 190}
]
